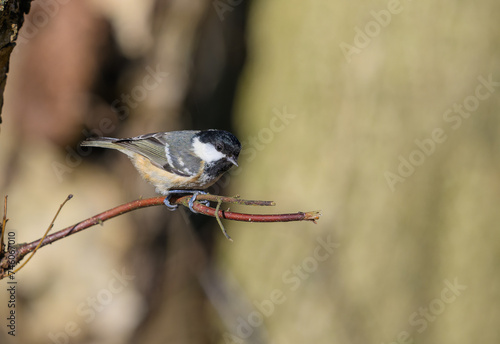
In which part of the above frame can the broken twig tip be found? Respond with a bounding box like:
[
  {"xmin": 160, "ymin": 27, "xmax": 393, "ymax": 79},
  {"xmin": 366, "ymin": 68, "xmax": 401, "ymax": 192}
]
[{"xmin": 304, "ymin": 211, "xmax": 322, "ymax": 223}]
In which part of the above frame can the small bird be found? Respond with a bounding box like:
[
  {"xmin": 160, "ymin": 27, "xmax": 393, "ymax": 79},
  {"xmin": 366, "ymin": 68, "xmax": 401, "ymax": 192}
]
[{"xmin": 80, "ymin": 130, "xmax": 241, "ymax": 211}]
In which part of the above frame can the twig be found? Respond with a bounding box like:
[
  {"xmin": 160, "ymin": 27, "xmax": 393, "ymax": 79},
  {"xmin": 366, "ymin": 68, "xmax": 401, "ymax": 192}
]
[
  {"xmin": 187, "ymin": 194, "xmax": 275, "ymax": 207},
  {"xmin": 0, "ymin": 196, "xmax": 7, "ymax": 253},
  {"xmin": 5, "ymin": 195, "xmax": 73, "ymax": 277},
  {"xmin": 0, "ymin": 194, "xmax": 321, "ymax": 279},
  {"xmin": 214, "ymin": 199, "xmax": 232, "ymax": 242}
]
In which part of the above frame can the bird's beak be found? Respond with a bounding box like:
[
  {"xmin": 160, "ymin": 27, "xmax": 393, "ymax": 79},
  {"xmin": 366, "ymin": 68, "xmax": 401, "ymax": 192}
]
[{"xmin": 227, "ymin": 156, "xmax": 238, "ymax": 167}]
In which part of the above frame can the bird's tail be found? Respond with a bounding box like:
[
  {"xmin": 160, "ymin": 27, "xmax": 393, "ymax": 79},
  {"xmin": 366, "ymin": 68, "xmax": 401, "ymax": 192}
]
[
  {"xmin": 81, "ymin": 136, "xmax": 137, "ymax": 156},
  {"xmin": 80, "ymin": 137, "xmax": 119, "ymax": 150},
  {"xmin": 81, "ymin": 137, "xmax": 140, "ymax": 159}
]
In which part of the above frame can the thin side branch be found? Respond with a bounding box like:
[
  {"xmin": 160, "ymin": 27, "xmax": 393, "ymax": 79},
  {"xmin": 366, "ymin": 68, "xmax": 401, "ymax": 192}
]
[
  {"xmin": 0, "ymin": 194, "xmax": 321, "ymax": 279},
  {"xmin": 5, "ymin": 195, "xmax": 73, "ymax": 277},
  {"xmin": 0, "ymin": 196, "xmax": 7, "ymax": 253}
]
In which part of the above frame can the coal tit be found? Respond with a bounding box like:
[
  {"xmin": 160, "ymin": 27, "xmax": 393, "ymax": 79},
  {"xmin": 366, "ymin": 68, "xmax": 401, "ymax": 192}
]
[{"xmin": 81, "ymin": 130, "xmax": 241, "ymax": 211}]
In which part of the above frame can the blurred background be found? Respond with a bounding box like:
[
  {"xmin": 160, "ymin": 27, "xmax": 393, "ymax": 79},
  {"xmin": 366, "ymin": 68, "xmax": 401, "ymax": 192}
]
[{"xmin": 1, "ymin": 0, "xmax": 499, "ymax": 343}]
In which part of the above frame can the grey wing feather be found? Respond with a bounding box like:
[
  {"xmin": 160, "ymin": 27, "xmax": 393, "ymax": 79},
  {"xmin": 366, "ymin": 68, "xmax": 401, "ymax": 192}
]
[{"xmin": 114, "ymin": 131, "xmax": 202, "ymax": 177}]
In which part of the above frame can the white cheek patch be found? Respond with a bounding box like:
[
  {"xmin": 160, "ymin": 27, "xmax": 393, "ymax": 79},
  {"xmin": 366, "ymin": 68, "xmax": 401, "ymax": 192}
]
[{"xmin": 192, "ymin": 137, "xmax": 225, "ymax": 162}]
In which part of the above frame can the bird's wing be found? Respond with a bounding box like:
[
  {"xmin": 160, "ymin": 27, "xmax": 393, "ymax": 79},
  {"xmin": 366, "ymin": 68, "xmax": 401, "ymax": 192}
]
[{"xmin": 114, "ymin": 131, "xmax": 202, "ymax": 177}]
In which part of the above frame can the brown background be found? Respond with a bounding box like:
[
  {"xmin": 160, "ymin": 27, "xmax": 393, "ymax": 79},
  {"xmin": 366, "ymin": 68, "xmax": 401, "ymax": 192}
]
[{"xmin": 0, "ymin": 0, "xmax": 499, "ymax": 343}]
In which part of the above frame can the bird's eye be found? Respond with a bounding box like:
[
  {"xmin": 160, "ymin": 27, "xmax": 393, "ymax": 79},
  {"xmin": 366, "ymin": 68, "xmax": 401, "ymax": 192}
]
[{"xmin": 215, "ymin": 143, "xmax": 223, "ymax": 152}]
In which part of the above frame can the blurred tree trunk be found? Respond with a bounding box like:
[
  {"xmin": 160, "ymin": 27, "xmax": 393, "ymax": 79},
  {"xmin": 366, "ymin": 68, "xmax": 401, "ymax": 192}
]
[
  {"xmin": 0, "ymin": 0, "xmax": 32, "ymax": 124},
  {"xmin": 221, "ymin": 1, "xmax": 500, "ymax": 343}
]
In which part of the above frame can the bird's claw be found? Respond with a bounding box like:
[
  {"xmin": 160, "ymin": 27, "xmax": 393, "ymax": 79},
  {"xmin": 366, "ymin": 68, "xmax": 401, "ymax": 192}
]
[{"xmin": 164, "ymin": 190, "xmax": 208, "ymax": 213}]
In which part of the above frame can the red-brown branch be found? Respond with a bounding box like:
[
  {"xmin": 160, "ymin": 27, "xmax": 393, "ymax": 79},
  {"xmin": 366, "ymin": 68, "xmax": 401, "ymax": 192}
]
[
  {"xmin": 0, "ymin": 194, "xmax": 321, "ymax": 279},
  {"xmin": 190, "ymin": 202, "xmax": 320, "ymax": 223}
]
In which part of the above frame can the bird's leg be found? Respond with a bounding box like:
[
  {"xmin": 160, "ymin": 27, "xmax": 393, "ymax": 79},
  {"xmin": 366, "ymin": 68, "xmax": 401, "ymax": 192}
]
[
  {"xmin": 187, "ymin": 190, "xmax": 208, "ymax": 213},
  {"xmin": 164, "ymin": 190, "xmax": 208, "ymax": 213}
]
